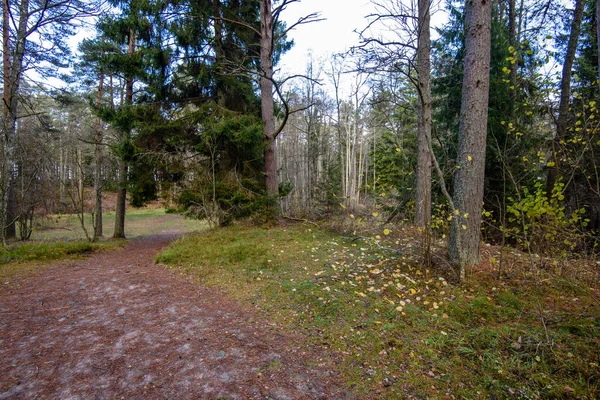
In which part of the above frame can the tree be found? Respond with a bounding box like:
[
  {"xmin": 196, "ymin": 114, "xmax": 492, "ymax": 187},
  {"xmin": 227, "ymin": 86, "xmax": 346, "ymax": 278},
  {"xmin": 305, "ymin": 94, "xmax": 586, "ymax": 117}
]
[
  {"xmin": 258, "ymin": 0, "xmax": 319, "ymax": 219},
  {"xmin": 447, "ymin": 0, "xmax": 492, "ymax": 276},
  {"xmin": 356, "ymin": 0, "xmax": 433, "ymax": 228},
  {"xmin": 260, "ymin": 0, "xmax": 278, "ymax": 207},
  {"xmin": 546, "ymin": 0, "xmax": 586, "ymax": 197},
  {"xmin": 1, "ymin": 0, "xmax": 98, "ymax": 244},
  {"xmin": 415, "ymin": 0, "xmax": 433, "ymax": 229}
]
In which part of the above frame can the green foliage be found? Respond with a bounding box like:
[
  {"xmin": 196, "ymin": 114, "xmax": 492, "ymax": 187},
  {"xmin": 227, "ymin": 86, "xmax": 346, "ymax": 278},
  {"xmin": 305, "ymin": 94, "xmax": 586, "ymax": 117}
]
[
  {"xmin": 368, "ymin": 83, "xmax": 418, "ymax": 197},
  {"xmin": 504, "ymin": 182, "xmax": 587, "ymax": 255}
]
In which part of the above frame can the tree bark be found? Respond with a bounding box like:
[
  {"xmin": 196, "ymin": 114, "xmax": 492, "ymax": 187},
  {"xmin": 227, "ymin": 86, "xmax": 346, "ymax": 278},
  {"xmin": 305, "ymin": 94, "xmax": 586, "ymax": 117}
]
[
  {"xmin": 113, "ymin": 28, "xmax": 135, "ymax": 239},
  {"xmin": 448, "ymin": 0, "xmax": 492, "ymax": 277},
  {"xmin": 414, "ymin": 0, "xmax": 432, "ymax": 228},
  {"xmin": 1, "ymin": 0, "xmax": 29, "ymax": 244},
  {"xmin": 3, "ymin": 0, "xmax": 9, "ymax": 122},
  {"xmin": 546, "ymin": 0, "xmax": 585, "ymax": 197},
  {"xmin": 508, "ymin": 0, "xmax": 517, "ymax": 117},
  {"xmin": 597, "ymin": 0, "xmax": 600, "ymax": 82},
  {"xmin": 260, "ymin": 0, "xmax": 278, "ymax": 218},
  {"xmin": 113, "ymin": 160, "xmax": 127, "ymax": 239},
  {"xmin": 94, "ymin": 68, "xmax": 104, "ymax": 241}
]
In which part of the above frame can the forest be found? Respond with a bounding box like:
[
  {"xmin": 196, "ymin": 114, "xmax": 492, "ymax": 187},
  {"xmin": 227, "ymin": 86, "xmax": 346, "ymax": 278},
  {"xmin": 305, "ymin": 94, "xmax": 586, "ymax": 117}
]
[{"xmin": 0, "ymin": 0, "xmax": 599, "ymax": 397}]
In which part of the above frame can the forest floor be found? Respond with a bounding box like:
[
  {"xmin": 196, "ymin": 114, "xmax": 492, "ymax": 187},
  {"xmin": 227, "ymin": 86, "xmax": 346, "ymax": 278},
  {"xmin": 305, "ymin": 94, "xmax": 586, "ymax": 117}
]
[
  {"xmin": 1, "ymin": 210, "xmax": 599, "ymax": 399},
  {"xmin": 0, "ymin": 216, "xmax": 353, "ymax": 399}
]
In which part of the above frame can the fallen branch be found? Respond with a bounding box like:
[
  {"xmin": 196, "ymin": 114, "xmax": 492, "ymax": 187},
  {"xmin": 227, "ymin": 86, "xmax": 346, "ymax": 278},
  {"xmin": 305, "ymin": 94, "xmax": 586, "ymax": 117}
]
[{"xmin": 282, "ymin": 215, "xmax": 319, "ymax": 228}]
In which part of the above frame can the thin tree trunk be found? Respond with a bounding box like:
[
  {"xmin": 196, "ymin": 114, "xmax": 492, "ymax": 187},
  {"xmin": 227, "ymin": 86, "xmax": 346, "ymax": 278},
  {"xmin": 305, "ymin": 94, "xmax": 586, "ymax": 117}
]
[
  {"xmin": 547, "ymin": 0, "xmax": 585, "ymax": 197},
  {"xmin": 3, "ymin": 0, "xmax": 9, "ymax": 121},
  {"xmin": 114, "ymin": 28, "xmax": 135, "ymax": 239},
  {"xmin": 93, "ymin": 69, "xmax": 104, "ymax": 241},
  {"xmin": 508, "ymin": 0, "xmax": 518, "ymax": 113},
  {"xmin": 448, "ymin": 0, "xmax": 492, "ymax": 278},
  {"xmin": 415, "ymin": 0, "xmax": 432, "ymax": 228},
  {"xmin": 597, "ymin": 0, "xmax": 600, "ymax": 82},
  {"xmin": 1, "ymin": 0, "xmax": 29, "ymax": 244}
]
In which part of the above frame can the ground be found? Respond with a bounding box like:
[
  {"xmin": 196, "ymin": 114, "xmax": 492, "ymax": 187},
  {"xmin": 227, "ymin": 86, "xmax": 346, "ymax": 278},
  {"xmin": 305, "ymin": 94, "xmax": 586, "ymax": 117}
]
[{"xmin": 0, "ymin": 232, "xmax": 353, "ymax": 399}]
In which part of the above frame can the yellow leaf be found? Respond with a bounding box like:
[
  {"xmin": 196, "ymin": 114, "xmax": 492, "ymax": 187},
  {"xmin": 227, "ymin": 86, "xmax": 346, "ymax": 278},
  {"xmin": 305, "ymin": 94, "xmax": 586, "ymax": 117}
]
[
  {"xmin": 454, "ymin": 209, "xmax": 460, "ymax": 215},
  {"xmin": 315, "ymin": 271, "xmax": 325, "ymax": 276},
  {"xmin": 409, "ymin": 288, "xmax": 417, "ymax": 295},
  {"xmin": 462, "ymin": 225, "xmax": 467, "ymax": 230},
  {"xmin": 372, "ymin": 212, "xmax": 379, "ymax": 217},
  {"xmin": 350, "ymin": 214, "xmax": 355, "ymax": 219},
  {"xmin": 395, "ymin": 147, "xmax": 401, "ymax": 152},
  {"xmin": 433, "ymin": 302, "xmax": 439, "ymax": 309},
  {"xmin": 441, "ymin": 331, "xmax": 448, "ymax": 336},
  {"xmin": 547, "ymin": 161, "xmax": 556, "ymax": 167},
  {"xmin": 467, "ymin": 156, "xmax": 473, "ymax": 162},
  {"xmin": 463, "ymin": 213, "xmax": 469, "ymax": 218},
  {"xmin": 396, "ymin": 306, "xmax": 404, "ymax": 312},
  {"xmin": 356, "ymin": 292, "xmax": 367, "ymax": 298},
  {"xmin": 383, "ymin": 228, "xmax": 390, "ymax": 235}
]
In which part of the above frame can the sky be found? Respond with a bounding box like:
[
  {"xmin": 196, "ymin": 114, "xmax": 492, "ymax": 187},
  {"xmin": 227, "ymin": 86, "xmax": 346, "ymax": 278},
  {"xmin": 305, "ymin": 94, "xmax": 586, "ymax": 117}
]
[{"xmin": 279, "ymin": 0, "xmax": 372, "ymax": 75}]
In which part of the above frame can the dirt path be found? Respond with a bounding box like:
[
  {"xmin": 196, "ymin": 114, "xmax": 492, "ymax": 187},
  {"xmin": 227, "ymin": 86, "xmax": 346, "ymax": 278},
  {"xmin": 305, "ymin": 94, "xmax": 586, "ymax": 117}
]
[{"xmin": 0, "ymin": 233, "xmax": 352, "ymax": 399}]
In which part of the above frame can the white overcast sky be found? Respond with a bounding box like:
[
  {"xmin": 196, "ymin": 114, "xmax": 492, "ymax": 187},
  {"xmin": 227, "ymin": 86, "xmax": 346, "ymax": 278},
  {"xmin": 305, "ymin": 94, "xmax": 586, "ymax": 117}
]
[{"xmin": 279, "ymin": 0, "xmax": 372, "ymax": 72}]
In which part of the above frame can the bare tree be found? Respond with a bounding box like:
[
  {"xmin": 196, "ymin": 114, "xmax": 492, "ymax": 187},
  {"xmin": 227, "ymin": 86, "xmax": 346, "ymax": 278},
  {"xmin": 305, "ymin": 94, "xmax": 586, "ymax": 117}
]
[
  {"xmin": 355, "ymin": 0, "xmax": 433, "ymax": 228},
  {"xmin": 1, "ymin": 0, "xmax": 98, "ymax": 244},
  {"xmin": 414, "ymin": 0, "xmax": 432, "ymax": 228},
  {"xmin": 258, "ymin": 0, "xmax": 322, "ymax": 219}
]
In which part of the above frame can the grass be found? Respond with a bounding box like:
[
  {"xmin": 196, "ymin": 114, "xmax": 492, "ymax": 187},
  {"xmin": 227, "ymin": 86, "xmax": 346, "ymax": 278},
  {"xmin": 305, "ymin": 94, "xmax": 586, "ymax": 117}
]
[
  {"xmin": 156, "ymin": 222, "xmax": 600, "ymax": 399},
  {"xmin": 33, "ymin": 208, "xmax": 201, "ymax": 241},
  {"xmin": 1, "ymin": 208, "xmax": 204, "ymax": 287}
]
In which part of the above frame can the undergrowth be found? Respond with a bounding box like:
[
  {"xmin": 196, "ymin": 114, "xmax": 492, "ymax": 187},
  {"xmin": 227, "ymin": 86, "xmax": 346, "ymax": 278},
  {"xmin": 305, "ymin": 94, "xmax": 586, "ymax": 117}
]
[{"xmin": 157, "ymin": 222, "xmax": 600, "ymax": 399}]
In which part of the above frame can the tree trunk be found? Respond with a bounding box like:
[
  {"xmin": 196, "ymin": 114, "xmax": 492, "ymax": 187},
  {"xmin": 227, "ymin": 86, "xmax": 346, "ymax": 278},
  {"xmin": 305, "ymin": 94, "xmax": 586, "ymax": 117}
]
[
  {"xmin": 4, "ymin": 180, "xmax": 15, "ymax": 238},
  {"xmin": 1, "ymin": 0, "xmax": 29, "ymax": 244},
  {"xmin": 597, "ymin": 0, "xmax": 600, "ymax": 82},
  {"xmin": 546, "ymin": 0, "xmax": 585, "ymax": 197},
  {"xmin": 508, "ymin": 0, "xmax": 517, "ymax": 117},
  {"xmin": 260, "ymin": 0, "xmax": 278, "ymax": 218},
  {"xmin": 113, "ymin": 160, "xmax": 127, "ymax": 239},
  {"xmin": 3, "ymin": 0, "xmax": 9, "ymax": 121},
  {"xmin": 93, "ymin": 69, "xmax": 104, "ymax": 241},
  {"xmin": 113, "ymin": 28, "xmax": 135, "ymax": 239},
  {"xmin": 414, "ymin": 0, "xmax": 432, "ymax": 228},
  {"xmin": 213, "ymin": 0, "xmax": 226, "ymax": 108},
  {"xmin": 448, "ymin": 0, "xmax": 492, "ymax": 277}
]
